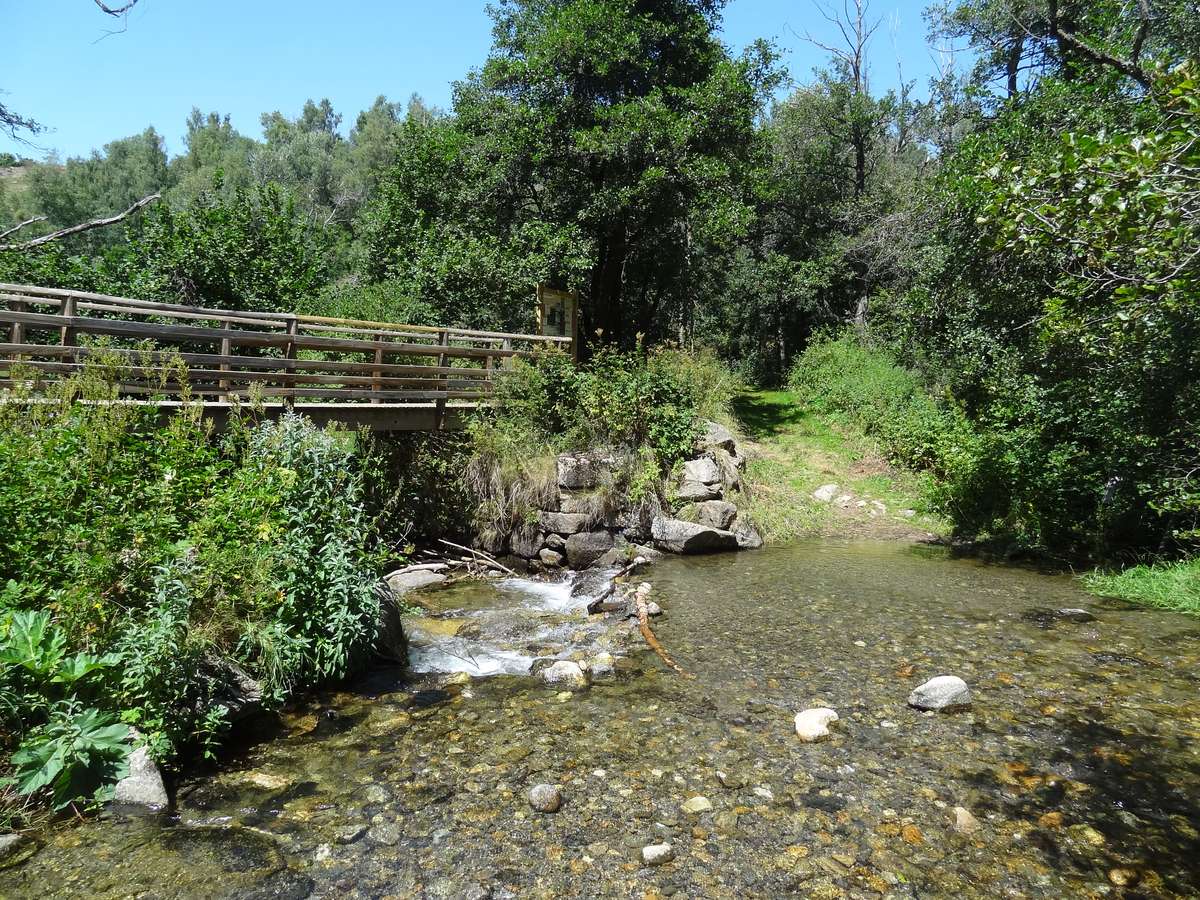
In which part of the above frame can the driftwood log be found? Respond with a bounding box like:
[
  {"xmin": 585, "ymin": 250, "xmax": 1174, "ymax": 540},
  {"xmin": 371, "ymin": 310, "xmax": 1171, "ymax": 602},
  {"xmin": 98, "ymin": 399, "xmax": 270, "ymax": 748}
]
[{"xmin": 632, "ymin": 582, "xmax": 689, "ymax": 677}]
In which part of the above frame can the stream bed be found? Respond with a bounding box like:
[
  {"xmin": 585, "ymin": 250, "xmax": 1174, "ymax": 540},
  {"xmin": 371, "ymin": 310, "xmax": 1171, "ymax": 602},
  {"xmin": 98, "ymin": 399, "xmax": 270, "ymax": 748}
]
[{"xmin": 5, "ymin": 539, "xmax": 1200, "ymax": 898}]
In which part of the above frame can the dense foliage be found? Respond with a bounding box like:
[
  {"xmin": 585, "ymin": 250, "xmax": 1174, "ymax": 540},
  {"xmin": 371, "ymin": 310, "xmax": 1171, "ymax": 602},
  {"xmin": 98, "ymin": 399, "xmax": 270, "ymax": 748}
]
[
  {"xmin": 1, "ymin": 1, "xmax": 1196, "ymax": 595},
  {"xmin": 0, "ymin": 366, "xmax": 384, "ymax": 814}
]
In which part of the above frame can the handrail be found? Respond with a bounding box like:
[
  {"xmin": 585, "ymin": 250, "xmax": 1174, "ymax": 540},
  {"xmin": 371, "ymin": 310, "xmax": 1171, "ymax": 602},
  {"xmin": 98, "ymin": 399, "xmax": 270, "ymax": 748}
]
[{"xmin": 0, "ymin": 283, "xmax": 570, "ymax": 430}]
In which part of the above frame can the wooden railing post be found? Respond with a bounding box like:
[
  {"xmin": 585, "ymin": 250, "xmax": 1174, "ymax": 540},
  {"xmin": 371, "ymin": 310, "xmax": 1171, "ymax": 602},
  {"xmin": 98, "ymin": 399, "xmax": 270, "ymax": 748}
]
[
  {"xmin": 60, "ymin": 294, "xmax": 77, "ymax": 349},
  {"xmin": 284, "ymin": 316, "xmax": 298, "ymax": 410},
  {"xmin": 371, "ymin": 332, "xmax": 384, "ymax": 404},
  {"xmin": 219, "ymin": 320, "xmax": 232, "ymax": 398},
  {"xmin": 501, "ymin": 337, "xmax": 513, "ymax": 370},
  {"xmin": 10, "ymin": 299, "xmax": 25, "ymax": 356},
  {"xmin": 435, "ymin": 329, "xmax": 449, "ymax": 431}
]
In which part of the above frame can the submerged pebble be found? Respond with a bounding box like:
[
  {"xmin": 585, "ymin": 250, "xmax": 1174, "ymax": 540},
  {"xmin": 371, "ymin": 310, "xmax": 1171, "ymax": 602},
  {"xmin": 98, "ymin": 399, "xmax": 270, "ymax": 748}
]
[
  {"xmin": 642, "ymin": 842, "xmax": 675, "ymax": 866},
  {"xmin": 528, "ymin": 784, "xmax": 563, "ymax": 813},
  {"xmin": 908, "ymin": 675, "xmax": 972, "ymax": 711}
]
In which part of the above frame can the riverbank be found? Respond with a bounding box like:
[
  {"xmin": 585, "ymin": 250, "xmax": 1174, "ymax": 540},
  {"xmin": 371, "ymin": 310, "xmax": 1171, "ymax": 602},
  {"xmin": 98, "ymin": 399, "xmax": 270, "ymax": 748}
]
[{"xmin": 735, "ymin": 390, "xmax": 947, "ymax": 545}]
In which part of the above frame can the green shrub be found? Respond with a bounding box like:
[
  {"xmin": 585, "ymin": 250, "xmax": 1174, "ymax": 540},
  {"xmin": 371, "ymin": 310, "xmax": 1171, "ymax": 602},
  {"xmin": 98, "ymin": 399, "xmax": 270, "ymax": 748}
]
[{"xmin": 0, "ymin": 366, "xmax": 384, "ymax": 812}]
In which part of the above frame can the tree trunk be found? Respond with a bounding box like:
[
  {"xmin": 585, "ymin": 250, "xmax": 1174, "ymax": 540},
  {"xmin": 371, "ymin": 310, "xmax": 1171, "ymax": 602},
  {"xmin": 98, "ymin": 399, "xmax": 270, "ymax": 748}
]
[{"xmin": 589, "ymin": 222, "xmax": 627, "ymax": 347}]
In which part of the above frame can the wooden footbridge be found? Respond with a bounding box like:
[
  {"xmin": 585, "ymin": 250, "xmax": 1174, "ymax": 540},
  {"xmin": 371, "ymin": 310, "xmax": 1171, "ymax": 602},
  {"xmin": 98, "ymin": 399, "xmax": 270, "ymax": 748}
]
[{"xmin": 0, "ymin": 283, "xmax": 572, "ymax": 431}]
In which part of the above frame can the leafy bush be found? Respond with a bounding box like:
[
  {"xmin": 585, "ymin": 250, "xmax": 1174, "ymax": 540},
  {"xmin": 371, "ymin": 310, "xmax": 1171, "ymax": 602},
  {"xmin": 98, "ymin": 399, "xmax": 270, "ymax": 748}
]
[
  {"xmin": 467, "ymin": 346, "xmax": 739, "ymax": 534},
  {"xmin": 0, "ymin": 366, "xmax": 384, "ymax": 812}
]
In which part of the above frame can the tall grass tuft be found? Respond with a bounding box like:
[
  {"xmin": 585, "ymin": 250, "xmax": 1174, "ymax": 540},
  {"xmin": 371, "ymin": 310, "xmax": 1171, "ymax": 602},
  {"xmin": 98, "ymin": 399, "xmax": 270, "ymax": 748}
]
[{"xmin": 1082, "ymin": 559, "xmax": 1200, "ymax": 614}]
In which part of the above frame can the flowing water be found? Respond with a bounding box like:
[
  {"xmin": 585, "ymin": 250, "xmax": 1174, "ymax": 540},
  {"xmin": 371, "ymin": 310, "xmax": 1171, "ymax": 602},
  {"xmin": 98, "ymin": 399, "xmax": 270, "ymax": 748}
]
[{"xmin": 6, "ymin": 540, "xmax": 1200, "ymax": 898}]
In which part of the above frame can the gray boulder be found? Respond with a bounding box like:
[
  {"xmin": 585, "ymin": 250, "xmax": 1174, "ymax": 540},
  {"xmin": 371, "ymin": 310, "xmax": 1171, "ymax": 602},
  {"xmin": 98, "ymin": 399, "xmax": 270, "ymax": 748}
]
[
  {"xmin": 376, "ymin": 596, "xmax": 409, "ymax": 663},
  {"xmin": 207, "ymin": 657, "xmax": 264, "ymax": 723},
  {"xmin": 565, "ymin": 531, "xmax": 615, "ymax": 569},
  {"xmin": 908, "ymin": 675, "xmax": 972, "ymax": 711},
  {"xmin": 509, "ymin": 523, "xmax": 544, "ymax": 559},
  {"xmin": 544, "ymin": 532, "xmax": 567, "ymax": 551},
  {"xmin": 557, "ymin": 450, "xmax": 623, "ymax": 490},
  {"xmin": 683, "ymin": 456, "xmax": 721, "ymax": 485},
  {"xmin": 538, "ymin": 511, "xmax": 590, "ymax": 535},
  {"xmin": 558, "ymin": 491, "xmax": 605, "ymax": 515},
  {"xmin": 0, "ymin": 832, "xmax": 36, "ymax": 870},
  {"xmin": 695, "ymin": 500, "xmax": 738, "ymax": 530},
  {"xmin": 385, "ymin": 568, "xmax": 447, "ymax": 597},
  {"xmin": 732, "ymin": 519, "xmax": 764, "ymax": 550},
  {"xmin": 651, "ymin": 517, "xmax": 738, "ymax": 554},
  {"xmin": 698, "ymin": 421, "xmax": 738, "ymax": 454},
  {"xmin": 539, "ymin": 659, "xmax": 589, "ymax": 689},
  {"xmin": 538, "ymin": 548, "xmax": 565, "ymax": 568},
  {"xmin": 676, "ymin": 480, "xmax": 720, "ymax": 503},
  {"xmin": 113, "ymin": 745, "xmax": 169, "ymax": 812}
]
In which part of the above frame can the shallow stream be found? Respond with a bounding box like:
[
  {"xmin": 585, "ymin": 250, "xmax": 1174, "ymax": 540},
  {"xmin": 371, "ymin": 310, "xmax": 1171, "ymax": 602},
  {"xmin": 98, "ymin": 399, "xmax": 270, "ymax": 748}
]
[{"xmin": 6, "ymin": 540, "xmax": 1200, "ymax": 898}]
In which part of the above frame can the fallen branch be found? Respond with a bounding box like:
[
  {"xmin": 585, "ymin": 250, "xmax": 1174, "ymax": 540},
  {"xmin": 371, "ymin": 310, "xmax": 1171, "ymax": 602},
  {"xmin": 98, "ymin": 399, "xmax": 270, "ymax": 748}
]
[
  {"xmin": 0, "ymin": 192, "xmax": 161, "ymax": 251},
  {"xmin": 632, "ymin": 583, "xmax": 689, "ymax": 677},
  {"xmin": 0, "ymin": 215, "xmax": 47, "ymax": 242},
  {"xmin": 437, "ymin": 538, "xmax": 517, "ymax": 577},
  {"xmin": 586, "ymin": 556, "xmax": 648, "ymax": 614}
]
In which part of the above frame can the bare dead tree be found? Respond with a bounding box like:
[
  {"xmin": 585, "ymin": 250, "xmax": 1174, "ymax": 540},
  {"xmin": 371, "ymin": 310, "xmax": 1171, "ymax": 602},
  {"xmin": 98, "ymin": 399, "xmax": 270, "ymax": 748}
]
[
  {"xmin": 0, "ymin": 193, "xmax": 160, "ymax": 252},
  {"xmin": 94, "ymin": 1, "xmax": 140, "ymax": 14},
  {"xmin": 0, "ymin": 215, "xmax": 48, "ymax": 242},
  {"xmin": 2, "ymin": 1, "xmax": 144, "ymax": 140}
]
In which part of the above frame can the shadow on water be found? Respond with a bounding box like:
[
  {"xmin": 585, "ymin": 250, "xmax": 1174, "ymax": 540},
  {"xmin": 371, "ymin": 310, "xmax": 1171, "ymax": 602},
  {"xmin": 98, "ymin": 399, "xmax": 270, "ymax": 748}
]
[
  {"xmin": 731, "ymin": 390, "xmax": 806, "ymax": 438},
  {"xmin": 965, "ymin": 712, "xmax": 1200, "ymax": 895}
]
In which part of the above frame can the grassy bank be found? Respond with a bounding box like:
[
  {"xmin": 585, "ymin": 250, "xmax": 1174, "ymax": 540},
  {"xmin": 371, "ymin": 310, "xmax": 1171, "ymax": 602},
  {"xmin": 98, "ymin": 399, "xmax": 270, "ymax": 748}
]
[
  {"xmin": 1081, "ymin": 560, "xmax": 1200, "ymax": 614},
  {"xmin": 734, "ymin": 390, "xmax": 945, "ymax": 543}
]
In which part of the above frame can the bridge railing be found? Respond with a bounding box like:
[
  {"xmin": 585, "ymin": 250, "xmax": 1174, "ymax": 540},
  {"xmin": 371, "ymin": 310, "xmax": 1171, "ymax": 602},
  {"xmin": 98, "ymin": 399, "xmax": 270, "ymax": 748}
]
[{"xmin": 0, "ymin": 283, "xmax": 571, "ymax": 422}]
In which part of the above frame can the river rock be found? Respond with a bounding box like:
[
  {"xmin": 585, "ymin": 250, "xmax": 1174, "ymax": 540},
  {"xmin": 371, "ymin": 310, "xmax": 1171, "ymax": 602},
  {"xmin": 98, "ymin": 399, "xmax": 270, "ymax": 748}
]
[
  {"xmin": 794, "ymin": 708, "xmax": 839, "ymax": 742},
  {"xmin": 0, "ymin": 833, "xmax": 36, "ymax": 870},
  {"xmin": 683, "ymin": 456, "xmax": 721, "ymax": 485},
  {"xmin": 676, "ymin": 479, "xmax": 720, "ymax": 502},
  {"xmin": 538, "ymin": 511, "xmax": 590, "ymax": 535},
  {"xmin": 557, "ymin": 450, "xmax": 622, "ymax": 490},
  {"xmin": 642, "ymin": 842, "xmax": 675, "ymax": 866},
  {"xmin": 681, "ymin": 796, "xmax": 713, "ymax": 814},
  {"xmin": 528, "ymin": 783, "xmax": 563, "ymax": 813},
  {"xmin": 208, "ymin": 657, "xmax": 265, "ymax": 723},
  {"xmin": 695, "ymin": 500, "xmax": 738, "ymax": 530},
  {"xmin": 651, "ymin": 517, "xmax": 738, "ymax": 554},
  {"xmin": 376, "ymin": 597, "xmax": 409, "ymax": 663},
  {"xmin": 908, "ymin": 675, "xmax": 972, "ymax": 711},
  {"xmin": 589, "ymin": 652, "xmax": 617, "ymax": 677},
  {"xmin": 566, "ymin": 531, "xmax": 614, "ymax": 569},
  {"xmin": 386, "ymin": 568, "xmax": 448, "ymax": 596},
  {"xmin": 113, "ymin": 745, "xmax": 169, "ymax": 812},
  {"xmin": 812, "ymin": 483, "xmax": 840, "ymax": 503},
  {"xmin": 952, "ymin": 806, "xmax": 981, "ymax": 834},
  {"xmin": 539, "ymin": 660, "xmax": 589, "ymax": 690},
  {"xmin": 509, "ymin": 523, "xmax": 544, "ymax": 559},
  {"xmin": 1022, "ymin": 607, "xmax": 1098, "ymax": 628},
  {"xmin": 544, "ymin": 532, "xmax": 566, "ymax": 551},
  {"xmin": 698, "ymin": 421, "xmax": 738, "ymax": 453},
  {"xmin": 732, "ymin": 519, "xmax": 764, "ymax": 550},
  {"xmin": 538, "ymin": 548, "xmax": 565, "ymax": 567}
]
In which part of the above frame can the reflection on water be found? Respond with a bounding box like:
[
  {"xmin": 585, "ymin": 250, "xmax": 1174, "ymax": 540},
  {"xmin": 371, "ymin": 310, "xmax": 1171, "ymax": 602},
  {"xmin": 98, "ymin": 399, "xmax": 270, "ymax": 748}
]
[{"xmin": 6, "ymin": 540, "xmax": 1200, "ymax": 898}]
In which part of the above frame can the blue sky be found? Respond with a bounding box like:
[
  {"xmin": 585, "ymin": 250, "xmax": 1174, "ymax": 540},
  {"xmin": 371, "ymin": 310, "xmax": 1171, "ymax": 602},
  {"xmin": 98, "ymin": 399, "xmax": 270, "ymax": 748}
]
[{"xmin": 3, "ymin": 0, "xmax": 946, "ymax": 160}]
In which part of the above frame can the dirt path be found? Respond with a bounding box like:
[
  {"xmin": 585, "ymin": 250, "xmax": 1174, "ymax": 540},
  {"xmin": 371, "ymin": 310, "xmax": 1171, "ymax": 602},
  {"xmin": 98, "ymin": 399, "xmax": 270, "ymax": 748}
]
[{"xmin": 733, "ymin": 389, "xmax": 946, "ymax": 544}]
